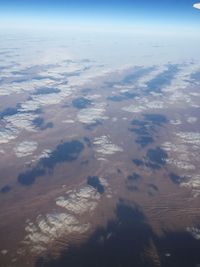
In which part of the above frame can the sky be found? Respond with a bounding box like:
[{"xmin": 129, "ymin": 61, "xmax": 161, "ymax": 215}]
[{"xmin": 0, "ymin": 0, "xmax": 200, "ymax": 32}]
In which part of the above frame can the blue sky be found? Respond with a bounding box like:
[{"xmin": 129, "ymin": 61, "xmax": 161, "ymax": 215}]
[{"xmin": 0, "ymin": 0, "xmax": 200, "ymax": 31}]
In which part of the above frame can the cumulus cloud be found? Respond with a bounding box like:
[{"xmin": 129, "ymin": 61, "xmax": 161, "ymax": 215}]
[
  {"xmin": 56, "ymin": 186, "xmax": 101, "ymax": 215},
  {"xmin": 31, "ymin": 149, "xmax": 52, "ymax": 162},
  {"xmin": 162, "ymin": 135, "xmax": 197, "ymax": 171},
  {"xmin": 22, "ymin": 185, "xmax": 103, "ymax": 255},
  {"xmin": 20, "ymin": 174, "xmax": 112, "ymax": 256},
  {"xmin": 122, "ymin": 99, "xmax": 164, "ymax": 113},
  {"xmin": 181, "ymin": 174, "xmax": 200, "ymax": 198},
  {"xmin": 77, "ymin": 103, "xmax": 108, "ymax": 124},
  {"xmin": 94, "ymin": 135, "xmax": 123, "ymax": 159},
  {"xmin": 187, "ymin": 117, "xmax": 198, "ymax": 124},
  {"xmin": 0, "ymin": 127, "xmax": 18, "ymax": 144},
  {"xmin": 14, "ymin": 141, "xmax": 38, "ymax": 158},
  {"xmin": 162, "ymin": 130, "xmax": 200, "ymax": 196},
  {"xmin": 5, "ymin": 113, "xmax": 38, "ymax": 132},
  {"xmin": 23, "ymin": 213, "xmax": 89, "ymax": 254},
  {"xmin": 187, "ymin": 227, "xmax": 200, "ymax": 240}
]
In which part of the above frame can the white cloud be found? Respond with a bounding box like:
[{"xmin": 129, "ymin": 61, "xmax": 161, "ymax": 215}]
[
  {"xmin": 5, "ymin": 113, "xmax": 37, "ymax": 132},
  {"xmin": 31, "ymin": 149, "xmax": 52, "ymax": 163},
  {"xmin": 22, "ymin": 184, "xmax": 105, "ymax": 256},
  {"xmin": 182, "ymin": 175, "xmax": 200, "ymax": 197},
  {"xmin": 1, "ymin": 250, "xmax": 8, "ymax": 256},
  {"xmin": 187, "ymin": 227, "xmax": 200, "ymax": 239},
  {"xmin": 162, "ymin": 132, "xmax": 199, "ymax": 171},
  {"xmin": 187, "ymin": 117, "xmax": 198, "ymax": 124},
  {"xmin": 56, "ymin": 186, "xmax": 100, "ymax": 214},
  {"xmin": 0, "ymin": 126, "xmax": 19, "ymax": 144},
  {"xmin": 14, "ymin": 141, "xmax": 38, "ymax": 158},
  {"xmin": 162, "ymin": 130, "xmax": 200, "ymax": 197},
  {"xmin": 23, "ymin": 213, "xmax": 89, "ymax": 254},
  {"xmin": 94, "ymin": 135, "xmax": 123, "ymax": 159},
  {"xmin": 77, "ymin": 103, "xmax": 108, "ymax": 124}
]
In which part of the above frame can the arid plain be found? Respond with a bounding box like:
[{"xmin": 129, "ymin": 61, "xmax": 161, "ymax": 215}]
[{"xmin": 0, "ymin": 33, "xmax": 200, "ymax": 267}]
